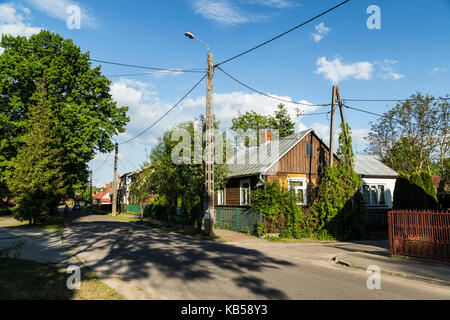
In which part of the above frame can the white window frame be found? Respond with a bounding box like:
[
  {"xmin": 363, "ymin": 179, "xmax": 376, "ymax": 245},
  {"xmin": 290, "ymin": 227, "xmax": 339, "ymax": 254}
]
[
  {"xmin": 288, "ymin": 177, "xmax": 307, "ymax": 205},
  {"xmin": 217, "ymin": 189, "xmax": 226, "ymax": 206},
  {"xmin": 362, "ymin": 184, "xmax": 387, "ymax": 206},
  {"xmin": 240, "ymin": 179, "xmax": 251, "ymax": 206}
]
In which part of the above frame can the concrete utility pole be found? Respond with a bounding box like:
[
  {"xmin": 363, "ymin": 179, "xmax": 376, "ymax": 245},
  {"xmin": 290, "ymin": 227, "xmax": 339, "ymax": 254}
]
[
  {"xmin": 329, "ymin": 86, "xmax": 336, "ymax": 166},
  {"xmin": 295, "ymin": 107, "xmax": 301, "ymax": 132},
  {"xmin": 89, "ymin": 170, "xmax": 93, "ymax": 207},
  {"xmin": 112, "ymin": 143, "xmax": 119, "ymax": 216},
  {"xmin": 205, "ymin": 52, "xmax": 215, "ymax": 235},
  {"xmin": 185, "ymin": 31, "xmax": 215, "ymax": 235}
]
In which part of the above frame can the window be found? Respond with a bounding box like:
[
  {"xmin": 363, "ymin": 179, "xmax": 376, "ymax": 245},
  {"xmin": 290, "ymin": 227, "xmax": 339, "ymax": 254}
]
[
  {"xmin": 240, "ymin": 179, "xmax": 250, "ymax": 205},
  {"xmin": 362, "ymin": 184, "xmax": 386, "ymax": 206},
  {"xmin": 288, "ymin": 177, "xmax": 307, "ymax": 205},
  {"xmin": 217, "ymin": 189, "xmax": 225, "ymax": 206},
  {"xmin": 306, "ymin": 143, "xmax": 313, "ymax": 157}
]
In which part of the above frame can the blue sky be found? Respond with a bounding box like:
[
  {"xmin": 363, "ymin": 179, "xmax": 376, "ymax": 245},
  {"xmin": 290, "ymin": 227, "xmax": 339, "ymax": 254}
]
[{"xmin": 1, "ymin": 0, "xmax": 449, "ymax": 187}]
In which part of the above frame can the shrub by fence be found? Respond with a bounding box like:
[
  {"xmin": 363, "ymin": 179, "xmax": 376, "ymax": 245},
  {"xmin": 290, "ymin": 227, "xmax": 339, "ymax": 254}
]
[
  {"xmin": 388, "ymin": 209, "xmax": 450, "ymax": 262},
  {"xmin": 125, "ymin": 204, "xmax": 195, "ymax": 225},
  {"xmin": 215, "ymin": 207, "xmax": 262, "ymax": 235}
]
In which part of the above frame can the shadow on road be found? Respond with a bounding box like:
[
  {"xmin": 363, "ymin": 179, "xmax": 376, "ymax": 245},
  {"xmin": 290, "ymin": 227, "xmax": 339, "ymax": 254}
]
[{"xmin": 64, "ymin": 211, "xmax": 294, "ymax": 299}]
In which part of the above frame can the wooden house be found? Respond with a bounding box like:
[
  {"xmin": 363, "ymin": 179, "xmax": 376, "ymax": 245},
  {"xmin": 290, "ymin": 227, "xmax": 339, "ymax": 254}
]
[{"xmin": 216, "ymin": 129, "xmax": 398, "ymax": 210}]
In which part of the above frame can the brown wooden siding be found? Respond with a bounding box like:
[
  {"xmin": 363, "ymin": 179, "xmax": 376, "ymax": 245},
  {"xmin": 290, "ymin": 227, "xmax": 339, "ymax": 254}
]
[{"xmin": 221, "ymin": 131, "xmax": 338, "ymax": 207}]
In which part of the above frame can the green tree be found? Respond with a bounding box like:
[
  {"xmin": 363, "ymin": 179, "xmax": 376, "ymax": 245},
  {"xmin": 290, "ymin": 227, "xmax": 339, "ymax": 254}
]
[
  {"xmin": 312, "ymin": 124, "xmax": 366, "ymax": 240},
  {"xmin": 366, "ymin": 92, "xmax": 448, "ymax": 175},
  {"xmin": 147, "ymin": 117, "xmax": 229, "ymax": 232},
  {"xmin": 7, "ymin": 82, "xmax": 67, "ymax": 225},
  {"xmin": 231, "ymin": 104, "xmax": 295, "ymax": 145},
  {"xmin": 270, "ymin": 104, "xmax": 295, "ymax": 137},
  {"xmin": 0, "ymin": 30, "xmax": 129, "ymax": 198}
]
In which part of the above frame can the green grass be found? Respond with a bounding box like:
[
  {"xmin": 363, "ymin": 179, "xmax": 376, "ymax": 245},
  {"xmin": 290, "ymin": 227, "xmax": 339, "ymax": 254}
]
[
  {"xmin": 6, "ymin": 215, "xmax": 64, "ymax": 233},
  {"xmin": 0, "ymin": 258, "xmax": 124, "ymax": 300}
]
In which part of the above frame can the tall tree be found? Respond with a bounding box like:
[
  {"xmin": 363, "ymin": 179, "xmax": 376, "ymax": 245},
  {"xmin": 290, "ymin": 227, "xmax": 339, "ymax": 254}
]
[
  {"xmin": 7, "ymin": 82, "xmax": 67, "ymax": 224},
  {"xmin": 312, "ymin": 124, "xmax": 366, "ymax": 240},
  {"xmin": 0, "ymin": 30, "xmax": 129, "ymax": 198},
  {"xmin": 366, "ymin": 92, "xmax": 448, "ymax": 175},
  {"xmin": 147, "ymin": 118, "xmax": 228, "ymax": 232},
  {"xmin": 231, "ymin": 103, "xmax": 295, "ymax": 144}
]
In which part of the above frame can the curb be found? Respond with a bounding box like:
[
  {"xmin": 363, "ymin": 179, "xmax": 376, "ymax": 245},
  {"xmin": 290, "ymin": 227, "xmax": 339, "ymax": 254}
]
[{"xmin": 332, "ymin": 255, "xmax": 450, "ymax": 287}]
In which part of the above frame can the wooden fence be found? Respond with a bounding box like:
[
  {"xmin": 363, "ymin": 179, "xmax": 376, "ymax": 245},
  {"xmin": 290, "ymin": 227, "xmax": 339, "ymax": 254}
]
[{"xmin": 387, "ymin": 209, "xmax": 450, "ymax": 262}]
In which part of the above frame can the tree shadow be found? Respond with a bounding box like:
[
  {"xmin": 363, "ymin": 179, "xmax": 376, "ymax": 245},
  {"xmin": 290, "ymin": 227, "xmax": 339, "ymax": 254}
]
[{"xmin": 63, "ymin": 212, "xmax": 295, "ymax": 299}]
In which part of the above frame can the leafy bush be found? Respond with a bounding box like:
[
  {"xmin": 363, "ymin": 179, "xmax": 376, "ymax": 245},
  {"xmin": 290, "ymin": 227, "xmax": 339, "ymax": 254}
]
[
  {"xmin": 279, "ymin": 230, "xmax": 293, "ymax": 239},
  {"xmin": 251, "ymin": 180, "xmax": 309, "ymax": 236},
  {"xmin": 394, "ymin": 171, "xmax": 438, "ymax": 209}
]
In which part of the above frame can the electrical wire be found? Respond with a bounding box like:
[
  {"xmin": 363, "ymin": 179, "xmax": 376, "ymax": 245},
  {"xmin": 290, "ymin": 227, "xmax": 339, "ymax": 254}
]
[
  {"xmin": 119, "ymin": 73, "xmax": 207, "ymax": 145},
  {"xmin": 217, "ymin": 66, "xmax": 329, "ymax": 107},
  {"xmin": 92, "ymin": 152, "xmax": 112, "ymax": 172},
  {"xmin": 343, "ymin": 105, "xmax": 384, "ymax": 117},
  {"xmin": 215, "ymin": 0, "xmax": 351, "ymax": 67},
  {"xmin": 344, "ymin": 97, "xmax": 450, "ymax": 103},
  {"xmin": 89, "ymin": 58, "xmax": 205, "ymax": 73},
  {"xmin": 106, "ymin": 71, "xmax": 205, "ymax": 77}
]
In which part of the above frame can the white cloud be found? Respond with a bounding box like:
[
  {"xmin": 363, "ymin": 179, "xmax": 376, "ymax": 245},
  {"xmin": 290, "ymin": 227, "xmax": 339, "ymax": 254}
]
[
  {"xmin": 182, "ymin": 91, "xmax": 319, "ymax": 128},
  {"xmin": 377, "ymin": 59, "xmax": 404, "ymax": 80},
  {"xmin": 249, "ymin": 0, "xmax": 299, "ymax": 9},
  {"xmin": 316, "ymin": 57, "xmax": 373, "ymax": 83},
  {"xmin": 0, "ymin": 3, "xmax": 41, "ymax": 53},
  {"xmin": 191, "ymin": 0, "xmax": 253, "ymax": 26},
  {"xmin": 430, "ymin": 67, "xmax": 448, "ymax": 75},
  {"xmin": 311, "ymin": 22, "xmax": 330, "ymax": 42},
  {"xmin": 25, "ymin": 0, "xmax": 98, "ymax": 28},
  {"xmin": 190, "ymin": 0, "xmax": 296, "ymax": 26}
]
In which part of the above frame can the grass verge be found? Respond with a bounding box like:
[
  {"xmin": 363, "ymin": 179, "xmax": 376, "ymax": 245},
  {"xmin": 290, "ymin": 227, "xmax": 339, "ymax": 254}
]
[
  {"xmin": 5, "ymin": 215, "xmax": 64, "ymax": 233},
  {"xmin": 0, "ymin": 258, "xmax": 124, "ymax": 300}
]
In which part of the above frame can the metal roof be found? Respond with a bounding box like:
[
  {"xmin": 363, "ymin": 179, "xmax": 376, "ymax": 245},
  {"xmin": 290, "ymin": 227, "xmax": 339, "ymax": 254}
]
[
  {"xmin": 227, "ymin": 129, "xmax": 312, "ymax": 178},
  {"xmin": 354, "ymin": 155, "xmax": 398, "ymax": 177},
  {"xmin": 226, "ymin": 129, "xmax": 398, "ymax": 178}
]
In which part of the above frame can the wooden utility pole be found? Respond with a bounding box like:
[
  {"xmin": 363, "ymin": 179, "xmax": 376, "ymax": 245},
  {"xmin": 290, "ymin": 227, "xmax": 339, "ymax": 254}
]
[
  {"xmin": 335, "ymin": 86, "xmax": 352, "ymax": 167},
  {"xmin": 329, "ymin": 86, "xmax": 337, "ymax": 166},
  {"xmin": 112, "ymin": 143, "xmax": 119, "ymax": 216},
  {"xmin": 205, "ymin": 52, "xmax": 215, "ymax": 235}
]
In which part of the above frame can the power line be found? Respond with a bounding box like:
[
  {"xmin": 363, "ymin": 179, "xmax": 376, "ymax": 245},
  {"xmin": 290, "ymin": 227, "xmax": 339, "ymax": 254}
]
[
  {"xmin": 89, "ymin": 58, "xmax": 205, "ymax": 73},
  {"xmin": 217, "ymin": 66, "xmax": 329, "ymax": 107},
  {"xmin": 344, "ymin": 97, "xmax": 450, "ymax": 102},
  {"xmin": 343, "ymin": 105, "xmax": 384, "ymax": 117},
  {"xmin": 106, "ymin": 71, "xmax": 206, "ymax": 77},
  {"xmin": 215, "ymin": 0, "xmax": 351, "ymax": 67},
  {"xmin": 92, "ymin": 152, "xmax": 112, "ymax": 172},
  {"xmin": 119, "ymin": 73, "xmax": 207, "ymax": 145}
]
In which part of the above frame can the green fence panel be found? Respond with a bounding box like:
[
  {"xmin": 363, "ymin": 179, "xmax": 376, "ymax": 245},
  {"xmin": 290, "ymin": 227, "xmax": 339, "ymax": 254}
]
[{"xmin": 214, "ymin": 207, "xmax": 262, "ymax": 235}]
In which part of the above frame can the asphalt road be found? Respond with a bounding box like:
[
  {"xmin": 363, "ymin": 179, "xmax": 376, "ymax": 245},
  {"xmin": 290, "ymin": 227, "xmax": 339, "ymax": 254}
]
[{"xmin": 62, "ymin": 212, "xmax": 450, "ymax": 300}]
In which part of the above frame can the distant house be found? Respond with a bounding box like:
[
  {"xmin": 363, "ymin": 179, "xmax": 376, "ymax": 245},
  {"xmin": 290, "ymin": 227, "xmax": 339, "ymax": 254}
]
[
  {"xmin": 216, "ymin": 129, "xmax": 398, "ymax": 211},
  {"xmin": 92, "ymin": 184, "xmax": 111, "ymax": 207},
  {"xmin": 118, "ymin": 165, "xmax": 155, "ymax": 206},
  {"xmin": 354, "ymin": 155, "xmax": 398, "ymax": 209}
]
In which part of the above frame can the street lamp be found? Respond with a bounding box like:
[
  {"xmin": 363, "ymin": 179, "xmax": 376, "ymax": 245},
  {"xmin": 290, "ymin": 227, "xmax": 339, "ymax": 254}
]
[
  {"xmin": 184, "ymin": 32, "xmax": 210, "ymax": 52},
  {"xmin": 185, "ymin": 31, "xmax": 215, "ymax": 235}
]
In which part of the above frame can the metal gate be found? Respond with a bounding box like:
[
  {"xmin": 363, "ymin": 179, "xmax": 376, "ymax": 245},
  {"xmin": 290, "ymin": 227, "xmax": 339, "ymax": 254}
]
[{"xmin": 388, "ymin": 209, "xmax": 450, "ymax": 262}]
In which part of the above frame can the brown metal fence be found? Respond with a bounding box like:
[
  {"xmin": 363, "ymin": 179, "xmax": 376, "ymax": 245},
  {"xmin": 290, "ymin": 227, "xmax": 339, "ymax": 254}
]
[{"xmin": 387, "ymin": 209, "xmax": 450, "ymax": 262}]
